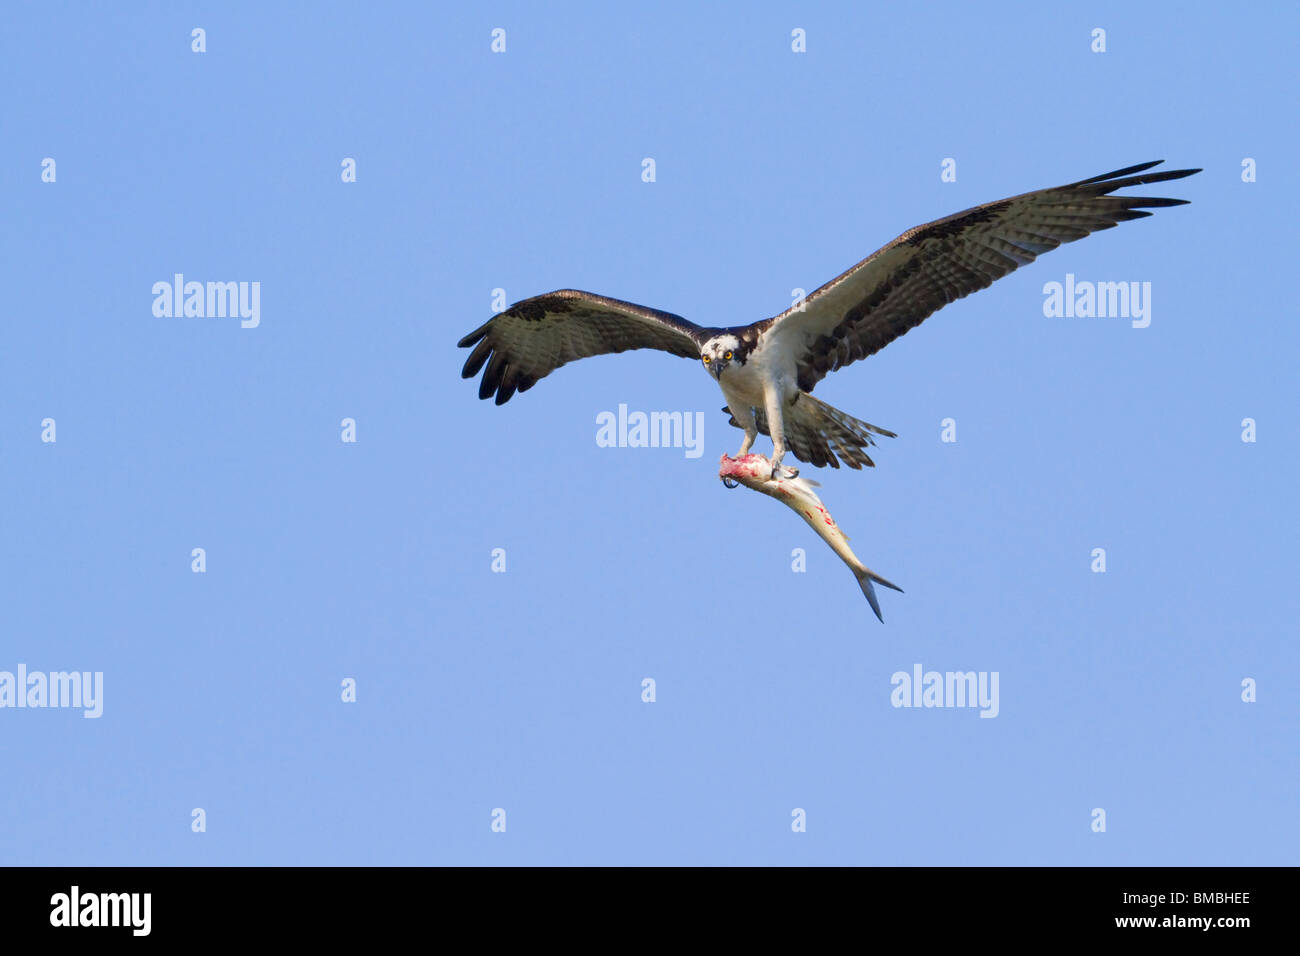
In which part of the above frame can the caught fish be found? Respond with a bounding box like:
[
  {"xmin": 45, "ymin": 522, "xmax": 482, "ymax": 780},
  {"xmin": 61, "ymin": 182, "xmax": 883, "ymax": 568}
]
[{"xmin": 718, "ymin": 453, "xmax": 903, "ymax": 621}]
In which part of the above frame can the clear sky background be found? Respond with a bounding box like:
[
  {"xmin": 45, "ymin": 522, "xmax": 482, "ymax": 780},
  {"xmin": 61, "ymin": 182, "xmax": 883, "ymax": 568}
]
[{"xmin": 2, "ymin": 2, "xmax": 1296, "ymax": 865}]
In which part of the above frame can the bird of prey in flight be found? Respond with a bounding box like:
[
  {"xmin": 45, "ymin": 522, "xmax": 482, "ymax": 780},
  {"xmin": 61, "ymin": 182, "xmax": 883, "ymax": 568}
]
[{"xmin": 459, "ymin": 161, "xmax": 1198, "ymax": 473}]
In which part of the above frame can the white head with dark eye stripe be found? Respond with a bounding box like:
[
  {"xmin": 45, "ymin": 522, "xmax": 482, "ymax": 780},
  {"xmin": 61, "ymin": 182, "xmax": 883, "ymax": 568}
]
[{"xmin": 700, "ymin": 334, "xmax": 743, "ymax": 379}]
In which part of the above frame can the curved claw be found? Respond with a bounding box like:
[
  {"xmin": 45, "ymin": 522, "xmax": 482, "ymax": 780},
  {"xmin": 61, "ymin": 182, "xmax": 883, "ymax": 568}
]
[
  {"xmin": 721, "ymin": 476, "xmax": 739, "ymax": 489},
  {"xmin": 771, "ymin": 458, "xmax": 798, "ymax": 479}
]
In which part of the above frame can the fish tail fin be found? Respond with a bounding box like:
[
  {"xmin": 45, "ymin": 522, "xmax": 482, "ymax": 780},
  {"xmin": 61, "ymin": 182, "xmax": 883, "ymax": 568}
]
[{"xmin": 854, "ymin": 566, "xmax": 904, "ymax": 623}]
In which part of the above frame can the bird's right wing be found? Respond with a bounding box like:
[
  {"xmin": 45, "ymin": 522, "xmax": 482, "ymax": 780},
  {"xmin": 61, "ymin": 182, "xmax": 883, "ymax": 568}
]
[
  {"xmin": 458, "ymin": 289, "xmax": 705, "ymax": 404},
  {"xmin": 758, "ymin": 161, "xmax": 1200, "ymax": 391}
]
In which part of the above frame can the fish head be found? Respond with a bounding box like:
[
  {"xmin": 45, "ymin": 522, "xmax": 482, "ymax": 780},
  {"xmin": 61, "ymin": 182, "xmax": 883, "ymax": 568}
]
[{"xmin": 719, "ymin": 453, "xmax": 774, "ymax": 482}]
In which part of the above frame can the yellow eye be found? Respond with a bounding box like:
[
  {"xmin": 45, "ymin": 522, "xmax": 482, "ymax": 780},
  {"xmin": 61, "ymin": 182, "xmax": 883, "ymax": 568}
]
[
  {"xmin": 702, "ymin": 355, "xmax": 711, "ymax": 364},
  {"xmin": 724, "ymin": 351, "xmax": 733, "ymax": 360}
]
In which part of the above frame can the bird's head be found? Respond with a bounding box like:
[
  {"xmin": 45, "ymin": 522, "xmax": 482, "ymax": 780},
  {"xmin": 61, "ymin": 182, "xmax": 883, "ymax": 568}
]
[{"xmin": 700, "ymin": 334, "xmax": 743, "ymax": 380}]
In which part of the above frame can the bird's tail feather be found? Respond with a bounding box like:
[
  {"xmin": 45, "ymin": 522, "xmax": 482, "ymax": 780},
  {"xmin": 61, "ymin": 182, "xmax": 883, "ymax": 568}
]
[{"xmin": 726, "ymin": 391, "xmax": 895, "ymax": 469}]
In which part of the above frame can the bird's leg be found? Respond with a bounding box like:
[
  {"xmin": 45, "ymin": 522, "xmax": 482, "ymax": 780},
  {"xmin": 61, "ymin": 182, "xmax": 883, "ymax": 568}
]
[
  {"xmin": 764, "ymin": 384, "xmax": 798, "ymax": 477},
  {"xmin": 729, "ymin": 403, "xmax": 758, "ymax": 459}
]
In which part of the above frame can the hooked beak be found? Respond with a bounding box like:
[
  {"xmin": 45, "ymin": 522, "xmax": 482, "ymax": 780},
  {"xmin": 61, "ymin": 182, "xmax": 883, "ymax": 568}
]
[{"xmin": 709, "ymin": 360, "xmax": 728, "ymax": 379}]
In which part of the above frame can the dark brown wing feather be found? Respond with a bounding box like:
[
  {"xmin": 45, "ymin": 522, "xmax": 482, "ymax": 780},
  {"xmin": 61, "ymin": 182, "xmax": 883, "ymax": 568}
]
[
  {"xmin": 759, "ymin": 161, "xmax": 1200, "ymax": 391},
  {"xmin": 457, "ymin": 290, "xmax": 705, "ymax": 404}
]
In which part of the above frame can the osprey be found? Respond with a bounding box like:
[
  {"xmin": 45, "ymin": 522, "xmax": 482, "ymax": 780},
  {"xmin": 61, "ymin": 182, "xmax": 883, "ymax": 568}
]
[{"xmin": 459, "ymin": 161, "xmax": 1198, "ymax": 473}]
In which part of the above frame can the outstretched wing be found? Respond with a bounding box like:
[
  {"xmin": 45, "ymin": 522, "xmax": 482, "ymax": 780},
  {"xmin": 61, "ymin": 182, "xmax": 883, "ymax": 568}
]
[
  {"xmin": 458, "ymin": 289, "xmax": 704, "ymax": 404},
  {"xmin": 759, "ymin": 161, "xmax": 1200, "ymax": 391}
]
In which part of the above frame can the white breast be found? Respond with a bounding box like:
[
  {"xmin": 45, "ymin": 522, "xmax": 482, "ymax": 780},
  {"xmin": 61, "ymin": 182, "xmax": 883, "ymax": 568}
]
[{"xmin": 719, "ymin": 337, "xmax": 796, "ymax": 405}]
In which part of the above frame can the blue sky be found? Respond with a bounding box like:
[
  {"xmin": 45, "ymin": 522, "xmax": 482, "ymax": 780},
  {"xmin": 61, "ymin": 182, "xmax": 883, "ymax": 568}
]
[{"xmin": 2, "ymin": 1, "xmax": 1296, "ymax": 865}]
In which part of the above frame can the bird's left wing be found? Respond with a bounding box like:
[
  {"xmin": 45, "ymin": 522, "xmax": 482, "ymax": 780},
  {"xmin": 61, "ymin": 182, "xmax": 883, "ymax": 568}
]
[
  {"xmin": 458, "ymin": 289, "xmax": 705, "ymax": 404},
  {"xmin": 758, "ymin": 161, "xmax": 1200, "ymax": 391}
]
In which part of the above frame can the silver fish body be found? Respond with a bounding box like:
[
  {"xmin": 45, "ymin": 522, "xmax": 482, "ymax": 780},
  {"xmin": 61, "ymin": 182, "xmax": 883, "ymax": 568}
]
[{"xmin": 718, "ymin": 454, "xmax": 903, "ymax": 621}]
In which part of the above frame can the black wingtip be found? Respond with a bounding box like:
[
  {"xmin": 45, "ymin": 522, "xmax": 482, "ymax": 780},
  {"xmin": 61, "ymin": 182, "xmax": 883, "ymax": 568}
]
[
  {"xmin": 1071, "ymin": 161, "xmax": 1201, "ymax": 194},
  {"xmin": 460, "ymin": 336, "xmax": 493, "ymax": 380},
  {"xmin": 457, "ymin": 325, "xmax": 489, "ymax": 349},
  {"xmin": 494, "ymin": 380, "xmax": 517, "ymax": 405},
  {"xmin": 1142, "ymin": 168, "xmax": 1201, "ymax": 183},
  {"xmin": 1072, "ymin": 160, "xmax": 1164, "ymax": 186}
]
